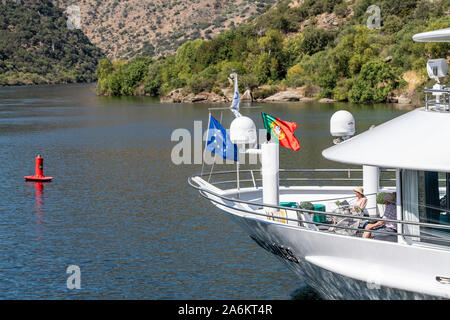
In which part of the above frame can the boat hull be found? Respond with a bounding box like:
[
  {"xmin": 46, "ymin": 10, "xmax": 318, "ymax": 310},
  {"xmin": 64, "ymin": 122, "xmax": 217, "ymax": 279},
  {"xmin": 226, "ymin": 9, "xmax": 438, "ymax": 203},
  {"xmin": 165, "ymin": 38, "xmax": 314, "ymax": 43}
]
[
  {"xmin": 189, "ymin": 176, "xmax": 450, "ymax": 299},
  {"xmin": 277, "ymin": 254, "xmax": 433, "ymax": 299},
  {"xmin": 222, "ymin": 209, "xmax": 450, "ymax": 300}
]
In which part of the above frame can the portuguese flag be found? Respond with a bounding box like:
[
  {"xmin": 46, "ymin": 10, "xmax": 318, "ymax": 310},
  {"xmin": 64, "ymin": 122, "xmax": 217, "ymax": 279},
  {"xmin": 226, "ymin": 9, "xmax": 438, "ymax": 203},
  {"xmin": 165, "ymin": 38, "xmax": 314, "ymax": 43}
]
[{"xmin": 261, "ymin": 112, "xmax": 300, "ymax": 151}]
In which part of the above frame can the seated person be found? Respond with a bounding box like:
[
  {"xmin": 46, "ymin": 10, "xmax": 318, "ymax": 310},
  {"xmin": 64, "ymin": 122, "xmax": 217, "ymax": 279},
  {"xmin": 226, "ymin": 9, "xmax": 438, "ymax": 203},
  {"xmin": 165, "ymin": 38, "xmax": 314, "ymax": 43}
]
[
  {"xmin": 328, "ymin": 187, "xmax": 367, "ymax": 233},
  {"xmin": 363, "ymin": 193, "xmax": 397, "ymax": 239},
  {"xmin": 352, "ymin": 187, "xmax": 367, "ymax": 214}
]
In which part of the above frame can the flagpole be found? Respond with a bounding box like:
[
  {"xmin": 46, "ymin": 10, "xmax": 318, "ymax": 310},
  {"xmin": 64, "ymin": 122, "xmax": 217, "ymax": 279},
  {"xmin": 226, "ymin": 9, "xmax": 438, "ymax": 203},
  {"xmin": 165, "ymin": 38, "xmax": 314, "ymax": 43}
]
[
  {"xmin": 227, "ymin": 70, "xmax": 243, "ymax": 195},
  {"xmin": 201, "ymin": 112, "xmax": 212, "ymax": 176},
  {"xmin": 208, "ymin": 153, "xmax": 217, "ymax": 183},
  {"xmin": 236, "ymin": 161, "xmax": 240, "ymax": 198},
  {"xmin": 230, "ymin": 70, "xmax": 241, "ymax": 118},
  {"xmin": 207, "ymin": 111, "xmax": 223, "ymax": 183}
]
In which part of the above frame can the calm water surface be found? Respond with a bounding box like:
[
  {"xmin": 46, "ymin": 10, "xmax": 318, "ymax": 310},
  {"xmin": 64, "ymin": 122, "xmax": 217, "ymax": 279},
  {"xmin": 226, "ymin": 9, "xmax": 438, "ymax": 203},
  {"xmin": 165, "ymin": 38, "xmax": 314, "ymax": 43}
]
[{"xmin": 0, "ymin": 84, "xmax": 408, "ymax": 299}]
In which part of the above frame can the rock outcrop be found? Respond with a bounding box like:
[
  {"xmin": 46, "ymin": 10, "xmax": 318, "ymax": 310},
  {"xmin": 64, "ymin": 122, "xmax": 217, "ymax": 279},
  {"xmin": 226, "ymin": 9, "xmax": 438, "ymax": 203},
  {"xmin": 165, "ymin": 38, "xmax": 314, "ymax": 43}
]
[
  {"xmin": 161, "ymin": 89, "xmax": 228, "ymax": 103},
  {"xmin": 318, "ymin": 98, "xmax": 336, "ymax": 103},
  {"xmin": 160, "ymin": 88, "xmax": 184, "ymax": 103},
  {"xmin": 263, "ymin": 90, "xmax": 303, "ymax": 102},
  {"xmin": 241, "ymin": 89, "xmax": 254, "ymax": 102},
  {"xmin": 388, "ymin": 94, "xmax": 412, "ymax": 105}
]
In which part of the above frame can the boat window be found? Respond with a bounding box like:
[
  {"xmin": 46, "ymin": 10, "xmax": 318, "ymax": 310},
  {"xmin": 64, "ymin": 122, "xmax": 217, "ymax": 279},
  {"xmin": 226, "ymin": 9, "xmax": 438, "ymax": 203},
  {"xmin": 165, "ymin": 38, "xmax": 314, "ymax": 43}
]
[{"xmin": 401, "ymin": 170, "xmax": 450, "ymax": 246}]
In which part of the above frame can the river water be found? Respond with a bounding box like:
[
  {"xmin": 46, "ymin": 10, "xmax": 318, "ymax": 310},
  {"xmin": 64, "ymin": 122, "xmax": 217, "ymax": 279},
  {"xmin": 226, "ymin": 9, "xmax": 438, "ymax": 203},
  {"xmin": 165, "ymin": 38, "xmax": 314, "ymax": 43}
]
[{"xmin": 0, "ymin": 83, "xmax": 408, "ymax": 299}]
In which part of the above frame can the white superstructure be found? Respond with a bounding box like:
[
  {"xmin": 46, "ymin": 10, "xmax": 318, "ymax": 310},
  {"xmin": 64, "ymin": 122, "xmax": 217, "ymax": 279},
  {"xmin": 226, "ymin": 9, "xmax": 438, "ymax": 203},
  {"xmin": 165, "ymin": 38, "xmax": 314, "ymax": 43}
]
[{"xmin": 189, "ymin": 28, "xmax": 450, "ymax": 299}]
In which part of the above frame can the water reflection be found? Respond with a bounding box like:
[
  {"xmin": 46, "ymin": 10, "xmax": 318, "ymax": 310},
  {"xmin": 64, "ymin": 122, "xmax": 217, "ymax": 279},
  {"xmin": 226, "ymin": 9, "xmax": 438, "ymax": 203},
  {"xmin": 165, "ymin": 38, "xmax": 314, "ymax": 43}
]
[{"xmin": 25, "ymin": 181, "xmax": 47, "ymax": 241}]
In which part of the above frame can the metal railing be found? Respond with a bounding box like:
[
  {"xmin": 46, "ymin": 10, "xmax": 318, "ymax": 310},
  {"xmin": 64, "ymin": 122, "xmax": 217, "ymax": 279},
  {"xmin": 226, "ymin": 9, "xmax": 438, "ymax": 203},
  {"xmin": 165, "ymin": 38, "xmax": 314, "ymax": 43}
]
[
  {"xmin": 424, "ymin": 86, "xmax": 450, "ymax": 111},
  {"xmin": 199, "ymin": 168, "xmax": 397, "ymax": 189},
  {"xmin": 188, "ymin": 169, "xmax": 450, "ymax": 245}
]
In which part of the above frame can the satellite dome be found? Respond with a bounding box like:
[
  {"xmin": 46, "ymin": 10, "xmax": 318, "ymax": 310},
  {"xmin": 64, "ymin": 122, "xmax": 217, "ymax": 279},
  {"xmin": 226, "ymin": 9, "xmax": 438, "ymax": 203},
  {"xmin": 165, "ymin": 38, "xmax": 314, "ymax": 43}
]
[
  {"xmin": 330, "ymin": 110, "xmax": 355, "ymax": 138},
  {"xmin": 230, "ymin": 116, "xmax": 257, "ymax": 145}
]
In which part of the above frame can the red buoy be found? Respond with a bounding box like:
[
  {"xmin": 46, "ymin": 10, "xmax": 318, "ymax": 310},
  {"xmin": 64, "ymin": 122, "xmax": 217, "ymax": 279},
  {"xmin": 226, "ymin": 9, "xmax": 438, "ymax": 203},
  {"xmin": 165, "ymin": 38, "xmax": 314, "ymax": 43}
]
[{"xmin": 24, "ymin": 154, "xmax": 53, "ymax": 182}]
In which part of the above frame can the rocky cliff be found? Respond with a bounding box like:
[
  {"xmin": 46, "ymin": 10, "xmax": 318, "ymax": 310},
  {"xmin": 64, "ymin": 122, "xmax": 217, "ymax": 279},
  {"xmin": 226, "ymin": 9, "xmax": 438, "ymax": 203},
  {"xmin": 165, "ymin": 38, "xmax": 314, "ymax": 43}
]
[{"xmin": 54, "ymin": 0, "xmax": 278, "ymax": 59}]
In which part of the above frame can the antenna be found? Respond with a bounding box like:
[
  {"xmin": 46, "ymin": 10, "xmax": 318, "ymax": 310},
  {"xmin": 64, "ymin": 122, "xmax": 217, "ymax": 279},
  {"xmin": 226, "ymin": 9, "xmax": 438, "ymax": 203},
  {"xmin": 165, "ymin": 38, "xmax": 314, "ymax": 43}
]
[{"xmin": 427, "ymin": 59, "xmax": 448, "ymax": 84}]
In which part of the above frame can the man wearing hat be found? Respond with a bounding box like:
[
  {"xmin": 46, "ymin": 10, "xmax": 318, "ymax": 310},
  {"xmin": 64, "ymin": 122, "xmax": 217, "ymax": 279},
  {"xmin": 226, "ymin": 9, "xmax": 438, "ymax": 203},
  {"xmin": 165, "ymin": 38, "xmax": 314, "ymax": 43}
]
[{"xmin": 363, "ymin": 192, "xmax": 397, "ymax": 239}]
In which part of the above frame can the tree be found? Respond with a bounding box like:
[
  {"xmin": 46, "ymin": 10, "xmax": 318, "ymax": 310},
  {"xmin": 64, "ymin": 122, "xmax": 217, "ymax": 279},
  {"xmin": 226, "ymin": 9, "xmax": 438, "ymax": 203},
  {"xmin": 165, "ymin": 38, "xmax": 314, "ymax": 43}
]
[
  {"xmin": 286, "ymin": 64, "xmax": 306, "ymax": 87},
  {"xmin": 96, "ymin": 59, "xmax": 114, "ymax": 80},
  {"xmin": 251, "ymin": 53, "xmax": 272, "ymax": 85},
  {"xmin": 257, "ymin": 29, "xmax": 284, "ymax": 57},
  {"xmin": 349, "ymin": 60, "xmax": 401, "ymax": 103},
  {"xmin": 299, "ymin": 26, "xmax": 334, "ymax": 56}
]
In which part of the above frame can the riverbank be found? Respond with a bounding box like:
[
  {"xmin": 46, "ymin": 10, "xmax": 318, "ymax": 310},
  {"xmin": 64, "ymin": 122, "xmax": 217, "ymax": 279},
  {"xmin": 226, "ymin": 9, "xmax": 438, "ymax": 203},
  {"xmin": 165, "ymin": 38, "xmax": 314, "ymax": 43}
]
[
  {"xmin": 0, "ymin": 77, "xmax": 98, "ymax": 87},
  {"xmin": 1, "ymin": 81, "xmax": 417, "ymax": 109},
  {"xmin": 159, "ymin": 85, "xmax": 417, "ymax": 107}
]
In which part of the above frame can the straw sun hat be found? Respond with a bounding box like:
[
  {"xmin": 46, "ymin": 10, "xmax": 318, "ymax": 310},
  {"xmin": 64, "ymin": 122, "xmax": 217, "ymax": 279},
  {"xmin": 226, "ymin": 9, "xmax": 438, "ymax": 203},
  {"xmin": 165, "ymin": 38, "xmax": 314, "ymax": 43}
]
[{"xmin": 353, "ymin": 187, "xmax": 364, "ymax": 196}]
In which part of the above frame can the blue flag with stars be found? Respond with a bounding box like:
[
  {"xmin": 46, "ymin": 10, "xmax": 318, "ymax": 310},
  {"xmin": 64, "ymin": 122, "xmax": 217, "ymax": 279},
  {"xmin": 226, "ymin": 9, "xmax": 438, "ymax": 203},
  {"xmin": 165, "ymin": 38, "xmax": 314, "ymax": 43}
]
[{"xmin": 206, "ymin": 115, "xmax": 238, "ymax": 162}]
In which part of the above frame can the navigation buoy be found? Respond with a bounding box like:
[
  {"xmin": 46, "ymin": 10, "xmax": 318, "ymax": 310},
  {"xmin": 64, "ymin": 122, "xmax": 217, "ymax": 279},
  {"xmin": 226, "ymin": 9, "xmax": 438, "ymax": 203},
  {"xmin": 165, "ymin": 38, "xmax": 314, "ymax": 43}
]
[{"xmin": 24, "ymin": 155, "xmax": 53, "ymax": 182}]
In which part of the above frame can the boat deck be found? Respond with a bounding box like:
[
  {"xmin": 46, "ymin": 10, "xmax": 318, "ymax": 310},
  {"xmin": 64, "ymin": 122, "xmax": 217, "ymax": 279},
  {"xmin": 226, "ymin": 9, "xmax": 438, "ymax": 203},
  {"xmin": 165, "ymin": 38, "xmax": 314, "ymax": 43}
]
[{"xmin": 189, "ymin": 169, "xmax": 450, "ymax": 246}]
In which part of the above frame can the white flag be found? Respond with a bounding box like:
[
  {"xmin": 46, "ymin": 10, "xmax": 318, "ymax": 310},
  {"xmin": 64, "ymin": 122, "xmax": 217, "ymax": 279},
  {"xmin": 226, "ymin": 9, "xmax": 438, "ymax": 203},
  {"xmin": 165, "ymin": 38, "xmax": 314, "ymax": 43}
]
[{"xmin": 230, "ymin": 72, "xmax": 241, "ymax": 118}]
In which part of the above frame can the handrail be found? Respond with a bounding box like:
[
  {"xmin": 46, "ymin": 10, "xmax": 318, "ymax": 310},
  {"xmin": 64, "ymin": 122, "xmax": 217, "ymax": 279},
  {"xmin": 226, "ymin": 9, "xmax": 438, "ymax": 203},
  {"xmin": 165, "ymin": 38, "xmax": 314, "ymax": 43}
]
[
  {"xmin": 196, "ymin": 168, "xmax": 394, "ymax": 175},
  {"xmin": 197, "ymin": 188, "xmax": 450, "ymax": 244},
  {"xmin": 210, "ymin": 178, "xmax": 395, "ymax": 187},
  {"xmin": 424, "ymin": 86, "xmax": 450, "ymax": 111},
  {"xmin": 424, "ymin": 87, "xmax": 450, "ymax": 93},
  {"xmin": 198, "ymin": 168, "xmax": 396, "ymax": 189},
  {"xmin": 195, "ymin": 168, "xmax": 396, "ymax": 177},
  {"xmin": 188, "ymin": 174, "xmax": 450, "ymax": 234}
]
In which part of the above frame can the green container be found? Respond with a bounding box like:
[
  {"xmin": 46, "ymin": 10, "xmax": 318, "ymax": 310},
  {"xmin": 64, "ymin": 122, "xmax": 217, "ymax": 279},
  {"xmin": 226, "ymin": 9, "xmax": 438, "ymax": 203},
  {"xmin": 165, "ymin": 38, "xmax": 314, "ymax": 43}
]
[
  {"xmin": 312, "ymin": 204, "xmax": 327, "ymax": 223},
  {"xmin": 280, "ymin": 202, "xmax": 299, "ymax": 209}
]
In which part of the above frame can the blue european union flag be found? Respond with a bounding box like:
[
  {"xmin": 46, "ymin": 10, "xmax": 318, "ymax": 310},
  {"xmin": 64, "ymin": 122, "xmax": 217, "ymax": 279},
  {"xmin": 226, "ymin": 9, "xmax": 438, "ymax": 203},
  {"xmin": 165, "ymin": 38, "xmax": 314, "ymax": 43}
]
[{"xmin": 205, "ymin": 115, "xmax": 238, "ymax": 162}]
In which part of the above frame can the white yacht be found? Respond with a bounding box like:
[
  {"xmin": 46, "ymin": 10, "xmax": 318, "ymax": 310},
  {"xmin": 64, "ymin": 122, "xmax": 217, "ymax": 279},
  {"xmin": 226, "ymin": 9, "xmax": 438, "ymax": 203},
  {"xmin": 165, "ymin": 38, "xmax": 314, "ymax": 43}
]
[{"xmin": 189, "ymin": 28, "xmax": 450, "ymax": 299}]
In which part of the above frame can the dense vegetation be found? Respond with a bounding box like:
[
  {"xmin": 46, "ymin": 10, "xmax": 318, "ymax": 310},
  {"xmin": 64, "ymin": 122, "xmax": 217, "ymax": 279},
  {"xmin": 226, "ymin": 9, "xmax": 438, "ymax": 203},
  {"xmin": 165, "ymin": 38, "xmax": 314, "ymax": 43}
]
[
  {"xmin": 0, "ymin": 0, "xmax": 104, "ymax": 85},
  {"xmin": 97, "ymin": 0, "xmax": 450, "ymax": 103}
]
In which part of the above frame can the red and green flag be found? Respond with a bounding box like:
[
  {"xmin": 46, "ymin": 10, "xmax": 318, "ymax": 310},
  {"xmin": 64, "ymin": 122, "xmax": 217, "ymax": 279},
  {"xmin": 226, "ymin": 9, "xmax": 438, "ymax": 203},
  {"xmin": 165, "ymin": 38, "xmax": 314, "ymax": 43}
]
[{"xmin": 261, "ymin": 112, "xmax": 300, "ymax": 151}]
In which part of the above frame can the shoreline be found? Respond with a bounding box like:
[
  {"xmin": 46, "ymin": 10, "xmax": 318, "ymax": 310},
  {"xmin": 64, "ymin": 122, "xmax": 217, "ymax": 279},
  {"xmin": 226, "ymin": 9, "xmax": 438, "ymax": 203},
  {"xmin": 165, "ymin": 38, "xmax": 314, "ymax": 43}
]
[
  {"xmin": 0, "ymin": 81, "xmax": 97, "ymax": 88},
  {"xmin": 0, "ymin": 82, "xmax": 417, "ymax": 109},
  {"xmin": 158, "ymin": 86, "xmax": 417, "ymax": 109}
]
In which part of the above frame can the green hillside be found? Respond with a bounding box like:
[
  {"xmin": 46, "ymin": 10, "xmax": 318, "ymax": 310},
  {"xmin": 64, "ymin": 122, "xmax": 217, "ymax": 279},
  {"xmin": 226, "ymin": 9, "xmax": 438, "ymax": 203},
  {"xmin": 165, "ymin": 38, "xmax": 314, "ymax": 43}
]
[
  {"xmin": 97, "ymin": 0, "xmax": 450, "ymax": 104},
  {"xmin": 0, "ymin": 0, "xmax": 104, "ymax": 85}
]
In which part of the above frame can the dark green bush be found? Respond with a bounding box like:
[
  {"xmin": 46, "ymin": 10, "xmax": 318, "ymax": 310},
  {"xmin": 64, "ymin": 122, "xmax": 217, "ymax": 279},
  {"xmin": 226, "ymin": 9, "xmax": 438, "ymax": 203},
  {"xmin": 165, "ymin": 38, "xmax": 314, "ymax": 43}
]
[
  {"xmin": 377, "ymin": 192, "xmax": 387, "ymax": 204},
  {"xmin": 299, "ymin": 26, "xmax": 335, "ymax": 56},
  {"xmin": 299, "ymin": 202, "xmax": 315, "ymax": 211},
  {"xmin": 349, "ymin": 60, "xmax": 401, "ymax": 103},
  {"xmin": 186, "ymin": 74, "xmax": 216, "ymax": 94}
]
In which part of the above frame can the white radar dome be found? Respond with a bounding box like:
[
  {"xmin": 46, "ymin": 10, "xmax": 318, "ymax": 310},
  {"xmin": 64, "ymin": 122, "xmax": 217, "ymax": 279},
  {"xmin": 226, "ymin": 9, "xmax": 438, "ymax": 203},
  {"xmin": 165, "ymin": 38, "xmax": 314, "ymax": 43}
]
[
  {"xmin": 230, "ymin": 116, "xmax": 257, "ymax": 145},
  {"xmin": 330, "ymin": 110, "xmax": 355, "ymax": 138}
]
